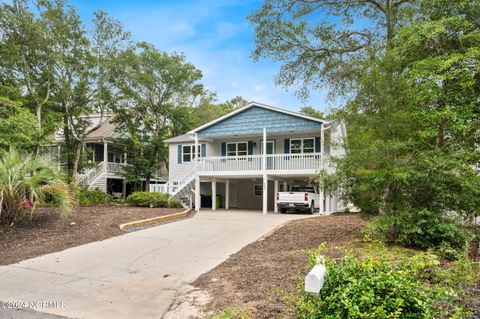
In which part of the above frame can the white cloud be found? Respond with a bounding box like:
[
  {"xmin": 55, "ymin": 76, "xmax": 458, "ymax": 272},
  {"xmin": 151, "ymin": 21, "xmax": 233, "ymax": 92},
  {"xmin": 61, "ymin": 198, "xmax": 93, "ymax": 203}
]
[{"xmin": 72, "ymin": 0, "xmax": 334, "ymax": 112}]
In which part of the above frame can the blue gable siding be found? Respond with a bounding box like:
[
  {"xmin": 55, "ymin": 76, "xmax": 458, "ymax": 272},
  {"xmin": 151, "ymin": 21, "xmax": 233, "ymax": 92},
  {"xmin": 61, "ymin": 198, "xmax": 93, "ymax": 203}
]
[{"xmin": 197, "ymin": 106, "xmax": 322, "ymax": 137}]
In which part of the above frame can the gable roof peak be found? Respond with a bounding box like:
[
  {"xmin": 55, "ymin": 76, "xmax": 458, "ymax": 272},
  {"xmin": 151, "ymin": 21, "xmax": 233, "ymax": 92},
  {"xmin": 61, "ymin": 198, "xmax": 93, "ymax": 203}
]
[{"xmin": 189, "ymin": 101, "xmax": 328, "ymax": 134}]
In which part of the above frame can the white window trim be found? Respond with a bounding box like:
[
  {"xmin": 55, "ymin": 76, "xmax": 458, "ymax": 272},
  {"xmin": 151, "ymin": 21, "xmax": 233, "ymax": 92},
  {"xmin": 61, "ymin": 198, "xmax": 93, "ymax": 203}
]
[
  {"xmin": 260, "ymin": 140, "xmax": 276, "ymax": 154},
  {"xmin": 253, "ymin": 184, "xmax": 263, "ymax": 197},
  {"xmin": 182, "ymin": 144, "xmax": 202, "ymax": 162},
  {"xmin": 226, "ymin": 141, "xmax": 248, "ymax": 157},
  {"xmin": 290, "ymin": 138, "xmax": 315, "ymax": 154}
]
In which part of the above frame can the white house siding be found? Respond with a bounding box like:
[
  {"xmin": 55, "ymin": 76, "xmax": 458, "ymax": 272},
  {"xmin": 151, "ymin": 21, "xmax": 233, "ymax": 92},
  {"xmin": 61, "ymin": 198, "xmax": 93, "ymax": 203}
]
[
  {"xmin": 206, "ymin": 131, "xmax": 324, "ymax": 157},
  {"xmin": 168, "ymin": 141, "xmax": 214, "ymax": 181}
]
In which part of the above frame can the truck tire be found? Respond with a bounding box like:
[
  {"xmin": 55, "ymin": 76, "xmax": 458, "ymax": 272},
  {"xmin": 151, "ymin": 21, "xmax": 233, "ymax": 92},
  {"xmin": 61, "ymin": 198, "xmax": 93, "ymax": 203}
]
[
  {"xmin": 309, "ymin": 201, "xmax": 315, "ymax": 214},
  {"xmin": 280, "ymin": 208, "xmax": 287, "ymax": 214}
]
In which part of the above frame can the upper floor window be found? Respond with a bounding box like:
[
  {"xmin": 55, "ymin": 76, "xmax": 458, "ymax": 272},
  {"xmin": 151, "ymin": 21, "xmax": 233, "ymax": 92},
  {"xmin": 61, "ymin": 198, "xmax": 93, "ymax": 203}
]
[
  {"xmin": 290, "ymin": 138, "xmax": 314, "ymax": 154},
  {"xmin": 183, "ymin": 145, "xmax": 201, "ymax": 162},
  {"xmin": 227, "ymin": 142, "xmax": 247, "ymax": 157}
]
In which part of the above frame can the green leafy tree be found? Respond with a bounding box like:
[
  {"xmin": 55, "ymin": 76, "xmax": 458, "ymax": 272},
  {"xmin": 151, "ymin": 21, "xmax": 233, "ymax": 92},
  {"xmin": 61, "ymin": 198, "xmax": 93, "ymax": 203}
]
[
  {"xmin": 0, "ymin": 0, "xmax": 56, "ymax": 154},
  {"xmin": 299, "ymin": 106, "xmax": 325, "ymax": 119},
  {"xmin": 328, "ymin": 1, "xmax": 480, "ymax": 221},
  {"xmin": 113, "ymin": 43, "xmax": 206, "ymax": 190},
  {"xmin": 249, "ymin": 0, "xmax": 414, "ymax": 98},
  {"xmin": 0, "ymin": 95, "xmax": 39, "ymax": 151},
  {"xmin": 190, "ymin": 96, "xmax": 247, "ymax": 128}
]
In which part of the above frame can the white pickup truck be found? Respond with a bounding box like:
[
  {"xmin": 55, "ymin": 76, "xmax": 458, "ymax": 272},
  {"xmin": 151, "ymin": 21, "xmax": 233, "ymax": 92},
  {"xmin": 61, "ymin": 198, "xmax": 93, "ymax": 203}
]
[{"xmin": 276, "ymin": 186, "xmax": 319, "ymax": 214}]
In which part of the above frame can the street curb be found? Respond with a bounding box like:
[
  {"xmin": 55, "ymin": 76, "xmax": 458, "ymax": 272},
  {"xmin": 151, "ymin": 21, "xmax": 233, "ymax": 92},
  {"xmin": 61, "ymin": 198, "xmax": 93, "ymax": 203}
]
[{"xmin": 119, "ymin": 208, "xmax": 192, "ymax": 230}]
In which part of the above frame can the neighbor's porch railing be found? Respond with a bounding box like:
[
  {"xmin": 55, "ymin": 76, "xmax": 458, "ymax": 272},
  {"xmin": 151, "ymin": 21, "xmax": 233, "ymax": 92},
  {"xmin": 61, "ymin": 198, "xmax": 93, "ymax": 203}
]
[
  {"xmin": 105, "ymin": 161, "xmax": 126, "ymax": 174},
  {"xmin": 197, "ymin": 153, "xmax": 322, "ymax": 173}
]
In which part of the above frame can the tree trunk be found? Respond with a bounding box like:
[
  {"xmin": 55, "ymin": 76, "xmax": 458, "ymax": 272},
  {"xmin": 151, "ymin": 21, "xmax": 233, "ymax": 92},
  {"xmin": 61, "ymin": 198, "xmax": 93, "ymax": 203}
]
[
  {"xmin": 144, "ymin": 175, "xmax": 151, "ymax": 192},
  {"xmin": 385, "ymin": 0, "xmax": 394, "ymax": 49},
  {"xmin": 33, "ymin": 103, "xmax": 42, "ymax": 156},
  {"xmin": 72, "ymin": 140, "xmax": 83, "ymax": 179}
]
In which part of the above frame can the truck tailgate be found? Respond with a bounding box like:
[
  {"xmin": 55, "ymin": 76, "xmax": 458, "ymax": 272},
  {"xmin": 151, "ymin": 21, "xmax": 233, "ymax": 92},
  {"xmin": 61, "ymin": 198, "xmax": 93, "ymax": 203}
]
[{"xmin": 278, "ymin": 192, "xmax": 306, "ymax": 203}]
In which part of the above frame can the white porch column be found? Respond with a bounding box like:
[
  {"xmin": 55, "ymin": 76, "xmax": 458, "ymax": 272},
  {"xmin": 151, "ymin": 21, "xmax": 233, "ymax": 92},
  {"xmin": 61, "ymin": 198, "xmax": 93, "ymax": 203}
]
[
  {"xmin": 262, "ymin": 128, "xmax": 268, "ymax": 215},
  {"xmin": 194, "ymin": 176, "xmax": 200, "ymax": 212},
  {"xmin": 326, "ymin": 193, "xmax": 331, "ymax": 213},
  {"xmin": 274, "ymin": 180, "xmax": 279, "ymax": 213},
  {"xmin": 212, "ymin": 178, "xmax": 217, "ymax": 211},
  {"xmin": 225, "ymin": 179, "xmax": 230, "ymax": 210},
  {"xmin": 283, "ymin": 181, "xmax": 288, "ymax": 192},
  {"xmin": 103, "ymin": 140, "xmax": 108, "ymax": 171},
  {"xmin": 194, "ymin": 133, "xmax": 199, "ymax": 162},
  {"xmin": 319, "ymin": 184, "xmax": 324, "ymax": 215},
  {"xmin": 194, "ymin": 133, "xmax": 200, "ymax": 212}
]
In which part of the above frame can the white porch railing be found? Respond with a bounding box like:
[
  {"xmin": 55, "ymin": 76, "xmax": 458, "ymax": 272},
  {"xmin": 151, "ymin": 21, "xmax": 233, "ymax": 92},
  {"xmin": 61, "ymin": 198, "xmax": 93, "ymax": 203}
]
[
  {"xmin": 106, "ymin": 162, "xmax": 126, "ymax": 174},
  {"xmin": 199, "ymin": 155, "xmax": 263, "ymax": 172},
  {"xmin": 150, "ymin": 152, "xmax": 324, "ymax": 196},
  {"xmin": 150, "ymin": 169, "xmax": 195, "ymax": 196},
  {"xmin": 78, "ymin": 161, "xmax": 104, "ymax": 187},
  {"xmin": 266, "ymin": 153, "xmax": 322, "ymax": 171},
  {"xmin": 197, "ymin": 153, "xmax": 322, "ymax": 173}
]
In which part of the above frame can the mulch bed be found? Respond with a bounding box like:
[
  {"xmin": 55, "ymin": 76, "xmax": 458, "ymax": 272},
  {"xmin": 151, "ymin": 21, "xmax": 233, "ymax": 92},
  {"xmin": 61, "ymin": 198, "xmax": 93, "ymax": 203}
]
[
  {"xmin": 193, "ymin": 213, "xmax": 366, "ymax": 318},
  {"xmin": 0, "ymin": 205, "xmax": 186, "ymax": 266}
]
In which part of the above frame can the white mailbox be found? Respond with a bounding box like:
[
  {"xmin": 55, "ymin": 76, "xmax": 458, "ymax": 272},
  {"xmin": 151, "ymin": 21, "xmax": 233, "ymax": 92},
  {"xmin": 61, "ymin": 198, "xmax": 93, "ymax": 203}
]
[{"xmin": 305, "ymin": 263, "xmax": 326, "ymax": 294}]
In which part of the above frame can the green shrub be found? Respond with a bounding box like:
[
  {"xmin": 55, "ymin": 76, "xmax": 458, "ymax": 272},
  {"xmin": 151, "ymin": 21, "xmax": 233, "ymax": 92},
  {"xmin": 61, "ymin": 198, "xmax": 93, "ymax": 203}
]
[
  {"xmin": 78, "ymin": 189, "xmax": 112, "ymax": 206},
  {"xmin": 126, "ymin": 191, "xmax": 182, "ymax": 208},
  {"xmin": 364, "ymin": 209, "xmax": 467, "ymax": 259},
  {"xmin": 289, "ymin": 246, "xmax": 466, "ymax": 319}
]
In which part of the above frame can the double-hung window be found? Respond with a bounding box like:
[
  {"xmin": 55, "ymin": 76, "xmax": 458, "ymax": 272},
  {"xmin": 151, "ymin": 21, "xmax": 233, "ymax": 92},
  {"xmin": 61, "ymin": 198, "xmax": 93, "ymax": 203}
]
[
  {"xmin": 226, "ymin": 142, "xmax": 247, "ymax": 157},
  {"xmin": 182, "ymin": 145, "xmax": 201, "ymax": 162},
  {"xmin": 290, "ymin": 138, "xmax": 315, "ymax": 154}
]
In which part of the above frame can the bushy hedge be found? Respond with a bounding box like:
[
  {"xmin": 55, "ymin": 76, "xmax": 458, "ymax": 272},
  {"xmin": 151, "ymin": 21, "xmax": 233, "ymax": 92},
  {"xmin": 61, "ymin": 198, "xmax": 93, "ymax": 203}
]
[
  {"xmin": 126, "ymin": 191, "xmax": 182, "ymax": 208},
  {"xmin": 290, "ymin": 247, "xmax": 466, "ymax": 319},
  {"xmin": 364, "ymin": 209, "xmax": 467, "ymax": 260},
  {"xmin": 78, "ymin": 189, "xmax": 112, "ymax": 206}
]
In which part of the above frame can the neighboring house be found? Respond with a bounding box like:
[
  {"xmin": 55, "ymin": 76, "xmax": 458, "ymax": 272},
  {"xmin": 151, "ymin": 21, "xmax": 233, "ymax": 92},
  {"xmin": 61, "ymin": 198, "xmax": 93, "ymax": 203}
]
[
  {"xmin": 151, "ymin": 102, "xmax": 347, "ymax": 214},
  {"xmin": 46, "ymin": 114, "xmax": 167, "ymax": 197}
]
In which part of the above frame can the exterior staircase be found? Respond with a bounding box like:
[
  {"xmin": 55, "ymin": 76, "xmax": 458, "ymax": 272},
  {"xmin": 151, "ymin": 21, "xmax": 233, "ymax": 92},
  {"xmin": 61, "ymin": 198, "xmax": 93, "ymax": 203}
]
[
  {"xmin": 77, "ymin": 162, "xmax": 107, "ymax": 192},
  {"xmin": 150, "ymin": 168, "xmax": 196, "ymax": 209}
]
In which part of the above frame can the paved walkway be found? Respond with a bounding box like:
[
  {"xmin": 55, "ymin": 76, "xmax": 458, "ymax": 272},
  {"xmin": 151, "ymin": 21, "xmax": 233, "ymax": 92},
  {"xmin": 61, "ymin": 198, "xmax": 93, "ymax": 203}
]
[{"xmin": 0, "ymin": 210, "xmax": 310, "ymax": 319}]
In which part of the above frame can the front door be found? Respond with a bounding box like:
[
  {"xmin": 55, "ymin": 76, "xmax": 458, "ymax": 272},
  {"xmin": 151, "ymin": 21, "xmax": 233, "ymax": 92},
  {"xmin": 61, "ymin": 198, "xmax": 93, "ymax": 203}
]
[{"xmin": 261, "ymin": 141, "xmax": 275, "ymax": 169}]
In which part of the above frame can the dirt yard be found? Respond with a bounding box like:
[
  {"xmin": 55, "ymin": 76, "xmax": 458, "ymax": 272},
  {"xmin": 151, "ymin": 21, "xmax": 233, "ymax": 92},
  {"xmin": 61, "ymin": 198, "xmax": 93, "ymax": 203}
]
[
  {"xmin": 0, "ymin": 205, "xmax": 186, "ymax": 265},
  {"xmin": 193, "ymin": 213, "xmax": 366, "ymax": 318}
]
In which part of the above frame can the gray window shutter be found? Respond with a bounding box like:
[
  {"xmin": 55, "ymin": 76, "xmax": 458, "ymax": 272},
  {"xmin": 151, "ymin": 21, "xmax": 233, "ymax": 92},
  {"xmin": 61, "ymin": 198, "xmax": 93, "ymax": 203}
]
[
  {"xmin": 247, "ymin": 141, "xmax": 254, "ymax": 155},
  {"xmin": 221, "ymin": 142, "xmax": 227, "ymax": 156},
  {"xmin": 315, "ymin": 137, "xmax": 321, "ymax": 153},
  {"xmin": 201, "ymin": 143, "xmax": 206, "ymax": 157},
  {"xmin": 177, "ymin": 145, "xmax": 182, "ymax": 164},
  {"xmin": 284, "ymin": 138, "xmax": 290, "ymax": 153}
]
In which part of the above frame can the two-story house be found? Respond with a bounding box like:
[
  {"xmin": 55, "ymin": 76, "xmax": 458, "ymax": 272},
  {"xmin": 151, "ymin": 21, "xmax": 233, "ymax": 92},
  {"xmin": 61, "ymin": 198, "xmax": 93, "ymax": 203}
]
[
  {"xmin": 151, "ymin": 102, "xmax": 346, "ymax": 214},
  {"xmin": 46, "ymin": 114, "xmax": 167, "ymax": 197}
]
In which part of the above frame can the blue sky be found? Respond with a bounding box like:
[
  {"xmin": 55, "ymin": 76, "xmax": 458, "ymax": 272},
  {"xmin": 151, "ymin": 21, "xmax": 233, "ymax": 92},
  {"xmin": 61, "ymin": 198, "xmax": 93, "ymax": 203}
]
[{"xmin": 70, "ymin": 0, "xmax": 331, "ymax": 112}]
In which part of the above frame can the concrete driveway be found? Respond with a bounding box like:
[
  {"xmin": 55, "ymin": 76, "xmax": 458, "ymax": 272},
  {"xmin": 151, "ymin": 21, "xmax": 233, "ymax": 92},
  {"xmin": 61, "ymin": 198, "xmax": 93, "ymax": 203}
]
[{"xmin": 0, "ymin": 210, "xmax": 310, "ymax": 319}]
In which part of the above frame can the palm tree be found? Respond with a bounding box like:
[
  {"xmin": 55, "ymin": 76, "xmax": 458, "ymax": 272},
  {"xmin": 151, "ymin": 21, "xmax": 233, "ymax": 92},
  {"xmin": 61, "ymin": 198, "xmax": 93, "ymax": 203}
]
[{"xmin": 0, "ymin": 148, "xmax": 75, "ymax": 224}]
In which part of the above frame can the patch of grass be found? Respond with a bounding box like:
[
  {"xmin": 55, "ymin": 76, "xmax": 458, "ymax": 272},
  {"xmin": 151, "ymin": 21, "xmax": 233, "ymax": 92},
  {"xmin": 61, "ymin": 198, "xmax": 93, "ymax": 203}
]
[{"xmin": 208, "ymin": 307, "xmax": 251, "ymax": 319}]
